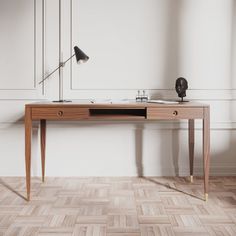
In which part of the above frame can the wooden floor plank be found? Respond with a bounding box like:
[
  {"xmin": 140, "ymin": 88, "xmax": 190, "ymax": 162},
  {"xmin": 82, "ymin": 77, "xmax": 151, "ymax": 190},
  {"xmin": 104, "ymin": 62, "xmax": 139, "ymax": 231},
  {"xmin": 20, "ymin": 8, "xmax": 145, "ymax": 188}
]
[{"xmin": 0, "ymin": 177, "xmax": 236, "ymax": 235}]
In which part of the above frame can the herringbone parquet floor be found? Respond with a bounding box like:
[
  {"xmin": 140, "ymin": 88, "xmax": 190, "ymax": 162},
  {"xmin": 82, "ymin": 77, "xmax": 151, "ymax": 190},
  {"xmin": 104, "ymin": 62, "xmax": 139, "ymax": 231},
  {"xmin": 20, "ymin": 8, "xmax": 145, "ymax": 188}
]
[{"xmin": 0, "ymin": 177, "xmax": 236, "ymax": 236}]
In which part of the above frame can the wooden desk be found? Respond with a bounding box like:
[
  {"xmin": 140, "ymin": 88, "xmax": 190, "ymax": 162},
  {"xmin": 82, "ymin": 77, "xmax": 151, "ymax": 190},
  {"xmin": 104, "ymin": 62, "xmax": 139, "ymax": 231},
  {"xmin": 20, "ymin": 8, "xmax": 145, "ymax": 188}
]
[{"xmin": 25, "ymin": 101, "xmax": 210, "ymax": 201}]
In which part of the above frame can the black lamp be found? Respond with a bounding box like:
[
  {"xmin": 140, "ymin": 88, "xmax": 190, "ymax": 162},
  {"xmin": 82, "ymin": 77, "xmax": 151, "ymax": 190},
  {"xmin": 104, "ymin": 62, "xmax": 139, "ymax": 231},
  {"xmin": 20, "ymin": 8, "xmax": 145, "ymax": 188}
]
[
  {"xmin": 39, "ymin": 46, "xmax": 89, "ymax": 102},
  {"xmin": 74, "ymin": 46, "xmax": 89, "ymax": 64}
]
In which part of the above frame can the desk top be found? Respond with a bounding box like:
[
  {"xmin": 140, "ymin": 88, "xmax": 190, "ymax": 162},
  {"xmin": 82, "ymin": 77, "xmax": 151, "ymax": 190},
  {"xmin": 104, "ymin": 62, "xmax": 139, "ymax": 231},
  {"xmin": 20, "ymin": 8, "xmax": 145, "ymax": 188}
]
[{"xmin": 26, "ymin": 100, "xmax": 209, "ymax": 108}]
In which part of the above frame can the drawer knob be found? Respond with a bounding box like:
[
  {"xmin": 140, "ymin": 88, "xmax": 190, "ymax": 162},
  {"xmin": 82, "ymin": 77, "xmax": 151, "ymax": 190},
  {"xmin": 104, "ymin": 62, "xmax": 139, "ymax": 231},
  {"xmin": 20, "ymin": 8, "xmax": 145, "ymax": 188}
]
[
  {"xmin": 172, "ymin": 110, "xmax": 178, "ymax": 116},
  {"xmin": 57, "ymin": 111, "xmax": 63, "ymax": 117}
]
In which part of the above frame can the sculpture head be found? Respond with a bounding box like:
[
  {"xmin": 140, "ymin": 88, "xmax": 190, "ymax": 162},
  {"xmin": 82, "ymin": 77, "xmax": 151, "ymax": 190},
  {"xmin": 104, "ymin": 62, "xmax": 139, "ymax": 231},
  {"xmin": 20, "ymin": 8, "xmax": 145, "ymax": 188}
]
[{"xmin": 175, "ymin": 77, "xmax": 188, "ymax": 101}]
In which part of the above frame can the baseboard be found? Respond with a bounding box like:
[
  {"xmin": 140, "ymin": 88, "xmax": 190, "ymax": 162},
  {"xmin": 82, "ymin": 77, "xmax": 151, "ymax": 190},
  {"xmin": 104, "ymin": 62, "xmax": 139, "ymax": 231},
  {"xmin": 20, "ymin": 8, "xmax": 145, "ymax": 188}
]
[
  {"xmin": 1, "ymin": 166, "xmax": 236, "ymax": 177},
  {"xmin": 177, "ymin": 166, "xmax": 236, "ymax": 176}
]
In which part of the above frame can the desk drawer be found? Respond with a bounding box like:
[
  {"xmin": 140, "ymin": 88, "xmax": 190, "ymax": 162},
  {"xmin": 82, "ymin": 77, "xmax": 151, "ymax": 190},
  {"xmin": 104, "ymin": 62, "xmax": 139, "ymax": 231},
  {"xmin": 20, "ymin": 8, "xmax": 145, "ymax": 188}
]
[
  {"xmin": 147, "ymin": 107, "xmax": 203, "ymax": 120},
  {"xmin": 32, "ymin": 107, "xmax": 89, "ymax": 120}
]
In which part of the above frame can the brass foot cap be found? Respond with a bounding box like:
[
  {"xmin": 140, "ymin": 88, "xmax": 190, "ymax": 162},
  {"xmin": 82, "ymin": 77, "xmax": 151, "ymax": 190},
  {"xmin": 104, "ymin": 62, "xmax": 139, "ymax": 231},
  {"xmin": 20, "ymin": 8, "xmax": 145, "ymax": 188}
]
[
  {"xmin": 190, "ymin": 175, "xmax": 193, "ymax": 183},
  {"xmin": 205, "ymin": 193, "xmax": 208, "ymax": 201}
]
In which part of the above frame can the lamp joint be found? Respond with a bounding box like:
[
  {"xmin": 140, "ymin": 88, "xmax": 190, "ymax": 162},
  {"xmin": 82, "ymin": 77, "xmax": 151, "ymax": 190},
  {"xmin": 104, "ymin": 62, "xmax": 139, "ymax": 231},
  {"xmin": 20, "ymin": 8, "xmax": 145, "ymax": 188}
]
[{"xmin": 60, "ymin": 62, "xmax": 66, "ymax": 67}]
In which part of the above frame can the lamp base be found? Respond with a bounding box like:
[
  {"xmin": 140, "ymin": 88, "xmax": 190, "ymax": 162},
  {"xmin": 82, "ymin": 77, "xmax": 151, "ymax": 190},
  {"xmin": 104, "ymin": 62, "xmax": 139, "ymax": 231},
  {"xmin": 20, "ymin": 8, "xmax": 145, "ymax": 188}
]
[
  {"xmin": 179, "ymin": 97, "xmax": 189, "ymax": 103},
  {"xmin": 53, "ymin": 100, "xmax": 72, "ymax": 103}
]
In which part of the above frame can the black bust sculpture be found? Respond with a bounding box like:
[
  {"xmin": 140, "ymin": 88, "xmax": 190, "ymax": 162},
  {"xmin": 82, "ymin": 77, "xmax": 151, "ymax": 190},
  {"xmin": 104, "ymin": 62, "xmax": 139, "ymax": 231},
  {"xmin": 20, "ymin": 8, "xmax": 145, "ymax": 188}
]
[{"xmin": 175, "ymin": 77, "xmax": 188, "ymax": 102}]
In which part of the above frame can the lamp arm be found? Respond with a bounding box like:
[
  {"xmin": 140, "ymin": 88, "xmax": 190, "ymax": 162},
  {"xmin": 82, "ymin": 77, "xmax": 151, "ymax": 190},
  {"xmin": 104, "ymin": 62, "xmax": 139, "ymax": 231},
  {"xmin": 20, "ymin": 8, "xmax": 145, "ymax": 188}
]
[
  {"xmin": 63, "ymin": 53, "xmax": 75, "ymax": 65},
  {"xmin": 38, "ymin": 53, "xmax": 75, "ymax": 84},
  {"xmin": 39, "ymin": 65, "xmax": 61, "ymax": 85}
]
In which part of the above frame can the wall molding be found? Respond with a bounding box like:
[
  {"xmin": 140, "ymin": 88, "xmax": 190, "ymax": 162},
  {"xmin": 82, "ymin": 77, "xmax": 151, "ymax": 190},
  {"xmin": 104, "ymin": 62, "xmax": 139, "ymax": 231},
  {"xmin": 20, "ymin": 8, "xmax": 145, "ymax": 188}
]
[
  {"xmin": 1, "ymin": 0, "xmax": 236, "ymax": 100},
  {"xmin": 64, "ymin": 88, "xmax": 236, "ymax": 101},
  {"xmin": 2, "ymin": 89, "xmax": 236, "ymax": 100},
  {"xmin": 0, "ymin": 0, "xmax": 45, "ymax": 99},
  {"xmin": 0, "ymin": 0, "xmax": 37, "ymax": 91},
  {"xmin": 68, "ymin": 0, "xmax": 236, "ymax": 93}
]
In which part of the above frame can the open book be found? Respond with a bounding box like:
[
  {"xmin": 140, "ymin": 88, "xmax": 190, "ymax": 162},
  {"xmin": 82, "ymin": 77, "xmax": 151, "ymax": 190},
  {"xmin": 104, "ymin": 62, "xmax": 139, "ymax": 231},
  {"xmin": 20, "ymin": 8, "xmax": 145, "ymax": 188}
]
[{"xmin": 147, "ymin": 99, "xmax": 179, "ymax": 104}]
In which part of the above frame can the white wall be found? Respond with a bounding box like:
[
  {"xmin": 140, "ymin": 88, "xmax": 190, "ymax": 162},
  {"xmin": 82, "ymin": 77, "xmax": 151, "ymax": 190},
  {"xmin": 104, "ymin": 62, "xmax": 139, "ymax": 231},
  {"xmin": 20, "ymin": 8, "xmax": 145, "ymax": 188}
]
[{"xmin": 0, "ymin": 0, "xmax": 236, "ymax": 176}]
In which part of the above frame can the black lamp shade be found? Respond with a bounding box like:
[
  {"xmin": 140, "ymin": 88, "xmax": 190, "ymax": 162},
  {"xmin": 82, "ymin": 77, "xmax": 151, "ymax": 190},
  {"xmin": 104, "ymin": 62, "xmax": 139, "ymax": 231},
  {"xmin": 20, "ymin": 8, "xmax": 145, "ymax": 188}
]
[{"xmin": 74, "ymin": 46, "xmax": 89, "ymax": 64}]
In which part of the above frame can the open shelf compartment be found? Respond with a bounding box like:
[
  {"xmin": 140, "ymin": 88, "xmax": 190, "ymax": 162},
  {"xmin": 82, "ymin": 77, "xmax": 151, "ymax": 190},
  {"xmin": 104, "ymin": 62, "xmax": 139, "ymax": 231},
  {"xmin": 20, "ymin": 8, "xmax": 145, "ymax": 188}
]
[{"xmin": 89, "ymin": 108, "xmax": 146, "ymax": 120}]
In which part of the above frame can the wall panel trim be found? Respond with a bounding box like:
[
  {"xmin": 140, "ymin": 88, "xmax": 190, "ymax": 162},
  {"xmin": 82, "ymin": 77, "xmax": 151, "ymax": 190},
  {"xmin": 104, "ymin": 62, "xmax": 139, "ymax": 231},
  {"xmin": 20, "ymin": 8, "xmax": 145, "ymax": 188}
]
[{"xmin": 0, "ymin": 0, "xmax": 45, "ymax": 99}]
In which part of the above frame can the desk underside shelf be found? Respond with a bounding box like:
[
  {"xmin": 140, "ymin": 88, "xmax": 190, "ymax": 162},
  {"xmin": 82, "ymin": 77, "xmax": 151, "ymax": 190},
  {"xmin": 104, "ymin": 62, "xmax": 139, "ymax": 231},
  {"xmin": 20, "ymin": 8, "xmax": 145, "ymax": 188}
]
[{"xmin": 89, "ymin": 108, "xmax": 147, "ymax": 120}]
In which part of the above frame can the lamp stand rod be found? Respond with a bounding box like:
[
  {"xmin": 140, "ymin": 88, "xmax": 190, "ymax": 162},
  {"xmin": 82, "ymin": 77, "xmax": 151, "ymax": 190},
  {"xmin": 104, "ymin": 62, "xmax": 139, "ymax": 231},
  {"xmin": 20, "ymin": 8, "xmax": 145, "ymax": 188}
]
[
  {"xmin": 54, "ymin": 53, "xmax": 75, "ymax": 102},
  {"xmin": 58, "ymin": 53, "xmax": 63, "ymax": 102}
]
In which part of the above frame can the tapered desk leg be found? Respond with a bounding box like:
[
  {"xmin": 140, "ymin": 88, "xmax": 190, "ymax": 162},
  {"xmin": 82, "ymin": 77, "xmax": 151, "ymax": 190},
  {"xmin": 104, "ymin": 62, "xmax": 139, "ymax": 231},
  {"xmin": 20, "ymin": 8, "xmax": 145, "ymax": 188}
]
[
  {"xmin": 203, "ymin": 107, "xmax": 210, "ymax": 201},
  {"xmin": 189, "ymin": 119, "xmax": 194, "ymax": 183},
  {"xmin": 25, "ymin": 107, "xmax": 32, "ymax": 201},
  {"xmin": 40, "ymin": 120, "xmax": 46, "ymax": 182}
]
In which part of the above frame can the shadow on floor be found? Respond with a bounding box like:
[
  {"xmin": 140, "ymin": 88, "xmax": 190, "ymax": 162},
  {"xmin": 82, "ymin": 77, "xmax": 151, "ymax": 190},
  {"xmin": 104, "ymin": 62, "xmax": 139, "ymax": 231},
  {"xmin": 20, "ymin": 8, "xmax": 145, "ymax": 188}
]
[
  {"xmin": 142, "ymin": 176, "xmax": 206, "ymax": 201},
  {"xmin": 0, "ymin": 178, "xmax": 27, "ymax": 201}
]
